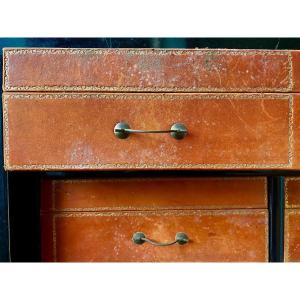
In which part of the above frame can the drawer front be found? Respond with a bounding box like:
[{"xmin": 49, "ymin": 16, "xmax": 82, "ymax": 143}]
[
  {"xmin": 41, "ymin": 177, "xmax": 267, "ymax": 211},
  {"xmin": 285, "ymin": 210, "xmax": 300, "ymax": 261},
  {"xmin": 41, "ymin": 210, "xmax": 268, "ymax": 262},
  {"xmin": 3, "ymin": 93, "xmax": 292, "ymax": 170},
  {"xmin": 284, "ymin": 178, "xmax": 300, "ymax": 261},
  {"xmin": 3, "ymin": 48, "xmax": 296, "ymax": 93},
  {"xmin": 285, "ymin": 178, "xmax": 300, "ymax": 208}
]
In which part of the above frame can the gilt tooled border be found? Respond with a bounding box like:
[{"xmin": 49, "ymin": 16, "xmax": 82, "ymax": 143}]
[
  {"xmin": 3, "ymin": 48, "xmax": 293, "ymax": 92},
  {"xmin": 50, "ymin": 209, "xmax": 268, "ymax": 262},
  {"xmin": 47, "ymin": 177, "xmax": 268, "ymax": 212},
  {"xmin": 3, "ymin": 93, "xmax": 294, "ymax": 170},
  {"xmin": 2, "ymin": 95, "xmax": 10, "ymax": 170}
]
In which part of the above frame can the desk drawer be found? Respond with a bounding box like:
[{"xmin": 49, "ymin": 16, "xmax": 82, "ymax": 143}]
[
  {"xmin": 3, "ymin": 93, "xmax": 292, "ymax": 170},
  {"xmin": 41, "ymin": 177, "xmax": 268, "ymax": 262},
  {"xmin": 41, "ymin": 210, "xmax": 268, "ymax": 262},
  {"xmin": 41, "ymin": 177, "xmax": 267, "ymax": 211}
]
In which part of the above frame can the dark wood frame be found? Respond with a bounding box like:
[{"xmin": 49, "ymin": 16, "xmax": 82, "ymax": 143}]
[{"xmin": 2, "ymin": 38, "xmax": 300, "ymax": 262}]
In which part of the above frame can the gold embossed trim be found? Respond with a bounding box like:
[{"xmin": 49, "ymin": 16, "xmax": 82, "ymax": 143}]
[
  {"xmin": 3, "ymin": 47, "xmax": 292, "ymax": 56},
  {"xmin": 52, "ymin": 208, "xmax": 267, "ymax": 217},
  {"xmin": 49, "ymin": 209, "xmax": 268, "ymax": 262},
  {"xmin": 3, "ymin": 93, "xmax": 293, "ymax": 170},
  {"xmin": 3, "ymin": 48, "xmax": 293, "ymax": 92},
  {"xmin": 285, "ymin": 210, "xmax": 290, "ymax": 262},
  {"xmin": 3, "ymin": 92, "xmax": 293, "ymax": 101},
  {"xmin": 285, "ymin": 210, "xmax": 288, "ymax": 262},
  {"xmin": 2, "ymin": 94, "xmax": 10, "ymax": 170},
  {"xmin": 46, "ymin": 177, "xmax": 268, "ymax": 212},
  {"xmin": 6, "ymin": 163, "xmax": 294, "ymax": 171}
]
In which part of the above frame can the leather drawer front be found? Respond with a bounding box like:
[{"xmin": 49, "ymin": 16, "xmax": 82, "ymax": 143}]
[
  {"xmin": 285, "ymin": 210, "xmax": 300, "ymax": 262},
  {"xmin": 41, "ymin": 177, "xmax": 267, "ymax": 211},
  {"xmin": 3, "ymin": 48, "xmax": 296, "ymax": 93},
  {"xmin": 285, "ymin": 178, "xmax": 300, "ymax": 208},
  {"xmin": 3, "ymin": 93, "xmax": 293, "ymax": 170},
  {"xmin": 284, "ymin": 178, "xmax": 300, "ymax": 261},
  {"xmin": 41, "ymin": 210, "xmax": 268, "ymax": 262}
]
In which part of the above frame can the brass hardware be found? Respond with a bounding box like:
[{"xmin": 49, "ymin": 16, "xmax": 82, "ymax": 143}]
[
  {"xmin": 114, "ymin": 122, "xmax": 188, "ymax": 140},
  {"xmin": 132, "ymin": 232, "xmax": 189, "ymax": 246},
  {"xmin": 170, "ymin": 123, "xmax": 188, "ymax": 140}
]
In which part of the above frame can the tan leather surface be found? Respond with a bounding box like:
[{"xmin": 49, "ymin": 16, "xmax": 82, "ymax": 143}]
[
  {"xmin": 283, "ymin": 178, "xmax": 300, "ymax": 261},
  {"xmin": 285, "ymin": 210, "xmax": 300, "ymax": 262},
  {"xmin": 3, "ymin": 48, "xmax": 293, "ymax": 92},
  {"xmin": 291, "ymin": 51, "xmax": 300, "ymax": 92},
  {"xmin": 284, "ymin": 178, "xmax": 300, "ymax": 261},
  {"xmin": 292, "ymin": 94, "xmax": 300, "ymax": 168},
  {"xmin": 41, "ymin": 177, "xmax": 267, "ymax": 211},
  {"xmin": 3, "ymin": 93, "xmax": 292, "ymax": 170},
  {"xmin": 285, "ymin": 178, "xmax": 300, "ymax": 208},
  {"xmin": 41, "ymin": 210, "xmax": 268, "ymax": 262}
]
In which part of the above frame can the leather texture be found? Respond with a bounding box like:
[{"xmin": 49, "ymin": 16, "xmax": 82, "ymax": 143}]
[
  {"xmin": 4, "ymin": 48, "xmax": 291, "ymax": 262},
  {"xmin": 285, "ymin": 177, "xmax": 300, "ymax": 208},
  {"xmin": 41, "ymin": 177, "xmax": 268, "ymax": 262},
  {"xmin": 3, "ymin": 92, "xmax": 293, "ymax": 170},
  {"xmin": 41, "ymin": 210, "xmax": 268, "ymax": 262},
  {"xmin": 285, "ymin": 210, "xmax": 300, "ymax": 262},
  {"xmin": 3, "ymin": 48, "xmax": 296, "ymax": 92},
  {"xmin": 41, "ymin": 177, "xmax": 267, "ymax": 211},
  {"xmin": 284, "ymin": 177, "xmax": 300, "ymax": 262},
  {"xmin": 283, "ymin": 178, "xmax": 300, "ymax": 261}
]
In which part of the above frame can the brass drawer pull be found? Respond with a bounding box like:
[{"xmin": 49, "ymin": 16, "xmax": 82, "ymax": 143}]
[
  {"xmin": 114, "ymin": 122, "xmax": 188, "ymax": 140},
  {"xmin": 132, "ymin": 232, "xmax": 189, "ymax": 246}
]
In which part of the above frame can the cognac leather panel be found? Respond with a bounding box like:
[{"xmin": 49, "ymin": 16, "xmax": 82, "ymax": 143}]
[
  {"xmin": 285, "ymin": 210, "xmax": 300, "ymax": 262},
  {"xmin": 285, "ymin": 178, "xmax": 300, "ymax": 208},
  {"xmin": 284, "ymin": 178, "xmax": 300, "ymax": 261},
  {"xmin": 292, "ymin": 94, "xmax": 300, "ymax": 168},
  {"xmin": 290, "ymin": 51, "xmax": 300, "ymax": 92},
  {"xmin": 41, "ymin": 210, "xmax": 268, "ymax": 262},
  {"xmin": 3, "ymin": 48, "xmax": 293, "ymax": 92},
  {"xmin": 41, "ymin": 177, "xmax": 267, "ymax": 211},
  {"xmin": 3, "ymin": 93, "xmax": 292, "ymax": 170}
]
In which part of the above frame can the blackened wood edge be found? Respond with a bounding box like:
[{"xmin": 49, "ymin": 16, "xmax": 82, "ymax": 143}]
[
  {"xmin": 268, "ymin": 176, "xmax": 285, "ymax": 262},
  {"xmin": 8, "ymin": 172, "xmax": 41, "ymax": 262},
  {"xmin": 0, "ymin": 48, "xmax": 9, "ymax": 262}
]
